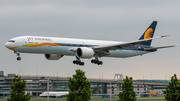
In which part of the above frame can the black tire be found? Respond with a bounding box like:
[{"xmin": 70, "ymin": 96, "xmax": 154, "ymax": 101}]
[
  {"xmin": 99, "ymin": 61, "xmax": 103, "ymax": 65},
  {"xmin": 91, "ymin": 60, "xmax": 94, "ymax": 63},
  {"xmin": 79, "ymin": 63, "xmax": 82, "ymax": 66},
  {"xmin": 76, "ymin": 61, "xmax": 81, "ymax": 65},
  {"xmin": 81, "ymin": 62, "xmax": 84, "ymax": 66},
  {"xmin": 94, "ymin": 60, "xmax": 98, "ymax": 64},
  {"xmin": 17, "ymin": 57, "xmax": 21, "ymax": 61},
  {"xmin": 79, "ymin": 62, "xmax": 84, "ymax": 66},
  {"xmin": 73, "ymin": 60, "xmax": 76, "ymax": 64}
]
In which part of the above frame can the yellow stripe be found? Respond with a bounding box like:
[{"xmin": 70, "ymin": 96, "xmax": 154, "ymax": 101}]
[
  {"xmin": 8, "ymin": 43, "xmax": 61, "ymax": 50},
  {"xmin": 8, "ymin": 46, "xmax": 20, "ymax": 50},
  {"xmin": 22, "ymin": 42, "xmax": 62, "ymax": 47}
]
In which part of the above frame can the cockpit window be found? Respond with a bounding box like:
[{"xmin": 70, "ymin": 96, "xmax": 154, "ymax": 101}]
[{"xmin": 8, "ymin": 40, "xmax": 15, "ymax": 42}]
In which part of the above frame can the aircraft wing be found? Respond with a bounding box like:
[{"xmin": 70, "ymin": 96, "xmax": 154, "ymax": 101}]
[{"xmin": 93, "ymin": 35, "xmax": 168, "ymax": 52}]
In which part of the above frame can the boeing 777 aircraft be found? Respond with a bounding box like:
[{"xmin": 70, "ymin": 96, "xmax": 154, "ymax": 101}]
[{"xmin": 5, "ymin": 21, "xmax": 174, "ymax": 66}]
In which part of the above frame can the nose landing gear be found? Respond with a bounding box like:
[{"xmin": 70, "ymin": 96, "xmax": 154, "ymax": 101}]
[
  {"xmin": 15, "ymin": 51, "xmax": 21, "ymax": 61},
  {"xmin": 17, "ymin": 57, "xmax": 21, "ymax": 61}
]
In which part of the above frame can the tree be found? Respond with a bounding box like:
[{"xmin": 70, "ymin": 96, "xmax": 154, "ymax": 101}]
[
  {"xmin": 92, "ymin": 88, "xmax": 97, "ymax": 94},
  {"xmin": 118, "ymin": 76, "xmax": 137, "ymax": 101},
  {"xmin": 66, "ymin": 69, "xmax": 92, "ymax": 101},
  {"xmin": 99, "ymin": 89, "xmax": 102, "ymax": 94},
  {"xmin": 7, "ymin": 75, "xmax": 31, "ymax": 101},
  {"xmin": 163, "ymin": 74, "xmax": 180, "ymax": 101}
]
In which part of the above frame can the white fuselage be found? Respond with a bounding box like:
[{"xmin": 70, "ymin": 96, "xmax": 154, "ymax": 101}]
[
  {"xmin": 5, "ymin": 36, "xmax": 149, "ymax": 58},
  {"xmin": 39, "ymin": 91, "xmax": 69, "ymax": 97}
]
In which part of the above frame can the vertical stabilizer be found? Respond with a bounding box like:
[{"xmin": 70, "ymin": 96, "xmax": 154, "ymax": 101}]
[{"xmin": 139, "ymin": 21, "xmax": 157, "ymax": 46}]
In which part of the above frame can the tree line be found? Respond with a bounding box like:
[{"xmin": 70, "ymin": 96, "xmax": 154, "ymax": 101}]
[{"xmin": 7, "ymin": 69, "xmax": 180, "ymax": 101}]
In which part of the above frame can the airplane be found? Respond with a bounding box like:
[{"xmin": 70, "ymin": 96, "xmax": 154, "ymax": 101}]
[
  {"xmin": 5, "ymin": 21, "xmax": 174, "ymax": 66},
  {"xmin": 39, "ymin": 91, "xmax": 69, "ymax": 98}
]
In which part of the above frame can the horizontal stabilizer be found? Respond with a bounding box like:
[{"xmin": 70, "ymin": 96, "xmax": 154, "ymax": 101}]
[{"xmin": 144, "ymin": 46, "xmax": 175, "ymax": 51}]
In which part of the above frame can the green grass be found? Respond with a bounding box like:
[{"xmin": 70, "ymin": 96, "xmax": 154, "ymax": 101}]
[
  {"xmin": 0, "ymin": 98, "xmax": 165, "ymax": 101},
  {"xmin": 137, "ymin": 100, "xmax": 165, "ymax": 101}
]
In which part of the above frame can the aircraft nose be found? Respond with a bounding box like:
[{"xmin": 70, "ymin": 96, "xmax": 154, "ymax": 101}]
[{"xmin": 5, "ymin": 42, "xmax": 10, "ymax": 48}]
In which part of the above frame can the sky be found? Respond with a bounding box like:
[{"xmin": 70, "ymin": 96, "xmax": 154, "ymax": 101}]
[{"xmin": 0, "ymin": 0, "xmax": 179, "ymax": 80}]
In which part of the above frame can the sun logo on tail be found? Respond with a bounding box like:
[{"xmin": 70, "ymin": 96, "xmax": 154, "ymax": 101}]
[{"xmin": 144, "ymin": 28, "xmax": 153, "ymax": 41}]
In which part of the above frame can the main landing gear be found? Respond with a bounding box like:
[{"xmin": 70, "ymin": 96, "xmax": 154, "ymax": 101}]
[
  {"xmin": 73, "ymin": 60, "xmax": 84, "ymax": 66},
  {"xmin": 15, "ymin": 51, "xmax": 21, "ymax": 61},
  {"xmin": 73, "ymin": 56, "xmax": 84, "ymax": 66},
  {"xmin": 91, "ymin": 58, "xmax": 103, "ymax": 65},
  {"xmin": 73, "ymin": 57, "xmax": 103, "ymax": 66}
]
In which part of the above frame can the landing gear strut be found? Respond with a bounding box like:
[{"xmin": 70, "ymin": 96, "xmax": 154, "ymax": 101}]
[
  {"xmin": 73, "ymin": 56, "xmax": 84, "ymax": 66},
  {"xmin": 91, "ymin": 58, "xmax": 103, "ymax": 65},
  {"xmin": 15, "ymin": 51, "xmax": 21, "ymax": 61}
]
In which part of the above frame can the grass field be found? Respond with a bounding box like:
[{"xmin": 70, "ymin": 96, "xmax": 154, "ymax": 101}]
[{"xmin": 0, "ymin": 97, "xmax": 165, "ymax": 101}]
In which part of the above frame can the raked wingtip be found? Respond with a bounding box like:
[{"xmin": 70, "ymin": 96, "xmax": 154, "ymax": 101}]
[{"xmin": 161, "ymin": 35, "xmax": 170, "ymax": 37}]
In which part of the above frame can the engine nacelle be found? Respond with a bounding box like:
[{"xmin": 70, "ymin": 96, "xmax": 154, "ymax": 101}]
[
  {"xmin": 77, "ymin": 47, "xmax": 94, "ymax": 59},
  {"xmin": 45, "ymin": 54, "xmax": 63, "ymax": 60}
]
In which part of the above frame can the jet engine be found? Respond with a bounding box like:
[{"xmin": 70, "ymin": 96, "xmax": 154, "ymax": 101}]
[
  {"xmin": 45, "ymin": 54, "xmax": 63, "ymax": 60},
  {"xmin": 77, "ymin": 47, "xmax": 94, "ymax": 58}
]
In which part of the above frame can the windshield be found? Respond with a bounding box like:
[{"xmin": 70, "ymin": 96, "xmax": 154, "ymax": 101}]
[{"xmin": 8, "ymin": 40, "xmax": 15, "ymax": 42}]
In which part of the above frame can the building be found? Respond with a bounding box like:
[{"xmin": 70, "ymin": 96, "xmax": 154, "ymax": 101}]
[{"xmin": 0, "ymin": 71, "xmax": 170, "ymax": 98}]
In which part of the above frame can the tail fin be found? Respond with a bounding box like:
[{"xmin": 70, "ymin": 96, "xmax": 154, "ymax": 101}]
[{"xmin": 139, "ymin": 21, "xmax": 158, "ymax": 46}]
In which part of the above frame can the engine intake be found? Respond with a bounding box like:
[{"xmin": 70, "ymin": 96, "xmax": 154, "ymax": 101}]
[
  {"xmin": 77, "ymin": 47, "xmax": 94, "ymax": 58},
  {"xmin": 45, "ymin": 54, "xmax": 63, "ymax": 60}
]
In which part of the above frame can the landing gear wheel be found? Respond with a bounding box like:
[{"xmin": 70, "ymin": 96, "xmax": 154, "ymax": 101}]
[
  {"xmin": 94, "ymin": 61, "xmax": 98, "ymax": 64},
  {"xmin": 73, "ymin": 59, "xmax": 85, "ymax": 66},
  {"xmin": 100, "ymin": 61, "xmax": 103, "ymax": 64},
  {"xmin": 91, "ymin": 59, "xmax": 103, "ymax": 65},
  {"xmin": 73, "ymin": 60, "xmax": 76, "ymax": 64},
  {"xmin": 91, "ymin": 60, "xmax": 94, "ymax": 63},
  {"xmin": 80, "ymin": 62, "xmax": 84, "ymax": 66},
  {"xmin": 76, "ymin": 61, "xmax": 80, "ymax": 65},
  {"xmin": 17, "ymin": 57, "xmax": 21, "ymax": 61},
  {"xmin": 15, "ymin": 52, "xmax": 21, "ymax": 61},
  {"xmin": 98, "ymin": 61, "xmax": 103, "ymax": 65}
]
